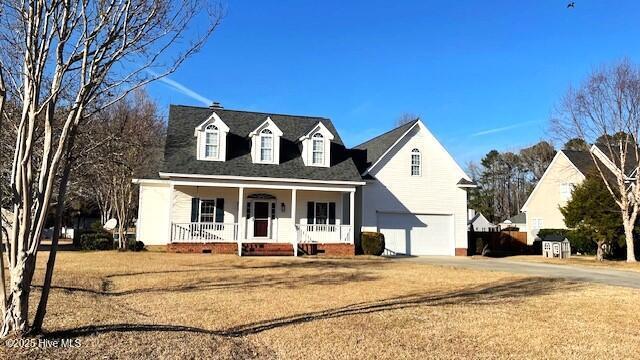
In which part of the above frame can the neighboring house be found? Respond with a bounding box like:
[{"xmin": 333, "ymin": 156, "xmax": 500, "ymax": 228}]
[
  {"xmin": 468, "ymin": 209, "xmax": 496, "ymax": 232},
  {"xmin": 135, "ymin": 104, "xmax": 474, "ymax": 256},
  {"xmin": 520, "ymin": 144, "xmax": 633, "ymax": 244},
  {"xmin": 499, "ymin": 213, "xmax": 527, "ymax": 232}
]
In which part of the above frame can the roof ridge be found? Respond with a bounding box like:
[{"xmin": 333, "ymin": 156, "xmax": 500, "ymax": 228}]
[
  {"xmin": 169, "ymin": 104, "xmax": 329, "ymax": 120},
  {"xmin": 353, "ymin": 119, "xmax": 419, "ymax": 149}
]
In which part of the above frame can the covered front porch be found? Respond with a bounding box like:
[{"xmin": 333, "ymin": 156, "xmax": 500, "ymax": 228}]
[{"xmin": 164, "ymin": 179, "xmax": 356, "ymax": 256}]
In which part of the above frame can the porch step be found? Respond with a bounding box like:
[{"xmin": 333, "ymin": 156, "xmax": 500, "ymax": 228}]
[{"xmin": 241, "ymin": 243, "xmax": 294, "ymax": 256}]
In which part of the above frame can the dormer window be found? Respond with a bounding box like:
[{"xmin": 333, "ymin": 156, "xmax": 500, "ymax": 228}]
[
  {"xmin": 195, "ymin": 112, "xmax": 229, "ymax": 162},
  {"xmin": 260, "ymin": 129, "xmax": 274, "ymax": 162},
  {"xmin": 312, "ymin": 133, "xmax": 325, "ymax": 165},
  {"xmin": 204, "ymin": 125, "xmax": 219, "ymax": 159},
  {"xmin": 299, "ymin": 122, "xmax": 334, "ymax": 168},
  {"xmin": 249, "ymin": 117, "xmax": 283, "ymax": 164}
]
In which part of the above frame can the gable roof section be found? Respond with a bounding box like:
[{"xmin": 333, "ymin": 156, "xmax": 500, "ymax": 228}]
[
  {"xmin": 507, "ymin": 213, "xmax": 526, "ymax": 224},
  {"xmin": 162, "ymin": 105, "xmax": 362, "ymax": 182},
  {"xmin": 248, "ymin": 117, "xmax": 283, "ymax": 137},
  {"xmin": 352, "ymin": 120, "xmax": 419, "ymax": 174},
  {"xmin": 521, "ymin": 151, "xmax": 584, "ymax": 212},
  {"xmin": 593, "ymin": 143, "xmax": 639, "ymax": 177},
  {"xmin": 521, "ymin": 149, "xmax": 618, "ymax": 212},
  {"xmin": 562, "ymin": 150, "xmax": 595, "ymax": 175},
  {"xmin": 298, "ymin": 121, "xmax": 335, "ymax": 142}
]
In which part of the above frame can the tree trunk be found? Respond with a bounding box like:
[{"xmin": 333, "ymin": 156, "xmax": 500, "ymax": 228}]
[
  {"xmin": 1, "ymin": 254, "xmax": 36, "ymax": 337},
  {"xmin": 0, "ymin": 65, "xmax": 8, "ymax": 316},
  {"xmin": 32, "ymin": 140, "xmax": 75, "ymax": 333},
  {"xmin": 118, "ymin": 224, "xmax": 127, "ymax": 251},
  {"xmin": 623, "ymin": 219, "xmax": 637, "ymax": 263},
  {"xmin": 596, "ymin": 241, "xmax": 605, "ymax": 262}
]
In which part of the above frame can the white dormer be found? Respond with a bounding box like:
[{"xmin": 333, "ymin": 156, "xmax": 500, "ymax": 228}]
[
  {"xmin": 195, "ymin": 112, "xmax": 230, "ymax": 161},
  {"xmin": 299, "ymin": 122, "xmax": 334, "ymax": 167},
  {"xmin": 249, "ymin": 117, "xmax": 283, "ymax": 164}
]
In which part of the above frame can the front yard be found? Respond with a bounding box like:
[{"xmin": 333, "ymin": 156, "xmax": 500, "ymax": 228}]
[
  {"xmin": 3, "ymin": 251, "xmax": 640, "ymax": 359},
  {"xmin": 508, "ymin": 255, "xmax": 640, "ymax": 273}
]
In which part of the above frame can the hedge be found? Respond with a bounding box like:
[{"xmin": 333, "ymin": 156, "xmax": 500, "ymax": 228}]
[
  {"xmin": 360, "ymin": 232, "xmax": 385, "ymax": 256},
  {"xmin": 79, "ymin": 233, "xmax": 113, "ymax": 251}
]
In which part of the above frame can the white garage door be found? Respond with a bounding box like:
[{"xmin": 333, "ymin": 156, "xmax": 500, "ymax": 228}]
[{"xmin": 377, "ymin": 212, "xmax": 454, "ymax": 256}]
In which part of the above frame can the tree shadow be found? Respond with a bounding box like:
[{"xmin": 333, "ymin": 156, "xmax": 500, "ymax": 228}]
[
  {"xmin": 32, "ymin": 270, "xmax": 379, "ymax": 297},
  {"xmin": 44, "ymin": 277, "xmax": 580, "ymax": 340}
]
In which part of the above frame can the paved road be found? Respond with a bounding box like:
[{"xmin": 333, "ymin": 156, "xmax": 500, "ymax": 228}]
[{"xmin": 396, "ymin": 256, "xmax": 640, "ymax": 289}]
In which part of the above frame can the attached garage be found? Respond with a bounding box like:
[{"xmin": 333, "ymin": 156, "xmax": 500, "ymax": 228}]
[{"xmin": 377, "ymin": 212, "xmax": 454, "ymax": 256}]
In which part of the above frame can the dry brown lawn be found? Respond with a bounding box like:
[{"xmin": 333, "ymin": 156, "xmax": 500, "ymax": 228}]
[
  {"xmin": 2, "ymin": 250, "xmax": 640, "ymax": 359},
  {"xmin": 509, "ymin": 255, "xmax": 640, "ymax": 272}
]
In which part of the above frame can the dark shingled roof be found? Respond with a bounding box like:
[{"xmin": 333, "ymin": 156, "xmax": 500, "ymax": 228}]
[
  {"xmin": 594, "ymin": 143, "xmax": 639, "ymax": 176},
  {"xmin": 457, "ymin": 178, "xmax": 477, "ymax": 187},
  {"xmin": 161, "ymin": 105, "xmax": 362, "ymax": 182},
  {"xmin": 508, "ymin": 213, "xmax": 526, "ymax": 224},
  {"xmin": 562, "ymin": 149, "xmax": 620, "ymax": 186},
  {"xmin": 351, "ymin": 119, "xmax": 419, "ymax": 174},
  {"xmin": 562, "ymin": 150, "xmax": 595, "ymax": 175}
]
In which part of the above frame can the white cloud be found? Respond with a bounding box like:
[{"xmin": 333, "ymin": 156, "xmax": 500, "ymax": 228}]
[
  {"xmin": 471, "ymin": 120, "xmax": 541, "ymax": 137},
  {"xmin": 148, "ymin": 70, "xmax": 212, "ymax": 106}
]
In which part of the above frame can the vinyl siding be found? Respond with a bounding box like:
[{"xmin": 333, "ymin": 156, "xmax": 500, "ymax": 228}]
[
  {"xmin": 170, "ymin": 186, "xmax": 345, "ymax": 242},
  {"xmin": 137, "ymin": 183, "xmax": 170, "ymax": 245},
  {"xmin": 360, "ymin": 123, "xmax": 469, "ymax": 250}
]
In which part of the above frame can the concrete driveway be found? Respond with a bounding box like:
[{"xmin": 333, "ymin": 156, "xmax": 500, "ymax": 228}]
[{"xmin": 395, "ymin": 256, "xmax": 640, "ymax": 289}]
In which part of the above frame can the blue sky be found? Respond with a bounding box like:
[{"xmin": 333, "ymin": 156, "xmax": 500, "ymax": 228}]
[{"xmin": 146, "ymin": 1, "xmax": 640, "ymax": 166}]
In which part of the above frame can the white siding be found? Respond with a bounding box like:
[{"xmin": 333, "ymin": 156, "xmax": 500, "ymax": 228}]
[
  {"xmin": 168, "ymin": 186, "xmax": 346, "ymax": 242},
  {"xmin": 361, "ymin": 123, "xmax": 469, "ymax": 252},
  {"xmin": 137, "ymin": 182, "xmax": 170, "ymax": 245}
]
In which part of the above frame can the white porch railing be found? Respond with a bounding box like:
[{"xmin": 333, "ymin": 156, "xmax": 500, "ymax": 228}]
[
  {"xmin": 171, "ymin": 223, "xmax": 238, "ymax": 243},
  {"xmin": 296, "ymin": 224, "xmax": 353, "ymax": 244}
]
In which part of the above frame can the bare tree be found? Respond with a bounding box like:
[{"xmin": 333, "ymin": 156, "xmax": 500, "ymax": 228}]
[
  {"xmin": 396, "ymin": 112, "xmax": 420, "ymax": 126},
  {"xmin": 0, "ymin": 66, "xmax": 7, "ymax": 318},
  {"xmin": 88, "ymin": 91, "xmax": 164, "ymax": 250},
  {"xmin": 552, "ymin": 60, "xmax": 640, "ymax": 263},
  {"xmin": 0, "ymin": 0, "xmax": 222, "ymax": 337}
]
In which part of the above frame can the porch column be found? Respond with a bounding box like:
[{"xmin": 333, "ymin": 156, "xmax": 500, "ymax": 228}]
[
  {"xmin": 238, "ymin": 187, "xmax": 245, "ymax": 256},
  {"xmin": 167, "ymin": 182, "xmax": 174, "ymax": 243},
  {"xmin": 349, "ymin": 190, "xmax": 355, "ymax": 244},
  {"xmin": 291, "ymin": 188, "xmax": 297, "ymax": 256}
]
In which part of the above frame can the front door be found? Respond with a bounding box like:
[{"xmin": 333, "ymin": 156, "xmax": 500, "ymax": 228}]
[{"xmin": 253, "ymin": 201, "xmax": 269, "ymax": 237}]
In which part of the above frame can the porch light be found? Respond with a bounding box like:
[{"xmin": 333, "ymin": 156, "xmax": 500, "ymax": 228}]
[{"xmin": 281, "ymin": 202, "xmax": 286, "ymax": 213}]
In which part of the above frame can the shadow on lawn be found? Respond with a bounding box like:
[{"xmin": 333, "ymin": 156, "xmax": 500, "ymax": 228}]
[
  {"xmin": 33, "ymin": 270, "xmax": 379, "ymax": 297},
  {"xmin": 45, "ymin": 277, "xmax": 580, "ymax": 339},
  {"xmin": 178, "ymin": 258, "xmax": 393, "ymax": 271}
]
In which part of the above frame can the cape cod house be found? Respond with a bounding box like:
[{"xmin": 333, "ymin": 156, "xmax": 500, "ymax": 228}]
[{"xmin": 135, "ymin": 104, "xmax": 474, "ymax": 256}]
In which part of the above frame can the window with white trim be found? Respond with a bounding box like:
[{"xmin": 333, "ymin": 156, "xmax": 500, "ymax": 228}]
[
  {"xmin": 199, "ymin": 200, "xmax": 217, "ymax": 223},
  {"xmin": 560, "ymin": 183, "xmax": 573, "ymax": 201},
  {"xmin": 198, "ymin": 198, "xmax": 224, "ymax": 223},
  {"xmin": 307, "ymin": 201, "xmax": 336, "ymax": 226},
  {"xmin": 312, "ymin": 133, "xmax": 325, "ymax": 165},
  {"xmin": 411, "ymin": 148, "xmax": 421, "ymax": 176},
  {"xmin": 532, "ymin": 218, "xmax": 543, "ymax": 229},
  {"xmin": 204, "ymin": 124, "xmax": 219, "ymax": 159},
  {"xmin": 260, "ymin": 129, "xmax": 273, "ymax": 162}
]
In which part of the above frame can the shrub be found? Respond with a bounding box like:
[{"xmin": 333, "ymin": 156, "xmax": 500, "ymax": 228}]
[
  {"xmin": 565, "ymin": 228, "xmax": 597, "ymax": 255},
  {"xmin": 536, "ymin": 228, "xmax": 597, "ymax": 255},
  {"xmin": 128, "ymin": 240, "xmax": 146, "ymax": 252},
  {"xmin": 79, "ymin": 233, "xmax": 113, "ymax": 251},
  {"xmin": 536, "ymin": 228, "xmax": 568, "ymax": 240},
  {"xmin": 360, "ymin": 232, "xmax": 385, "ymax": 256}
]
